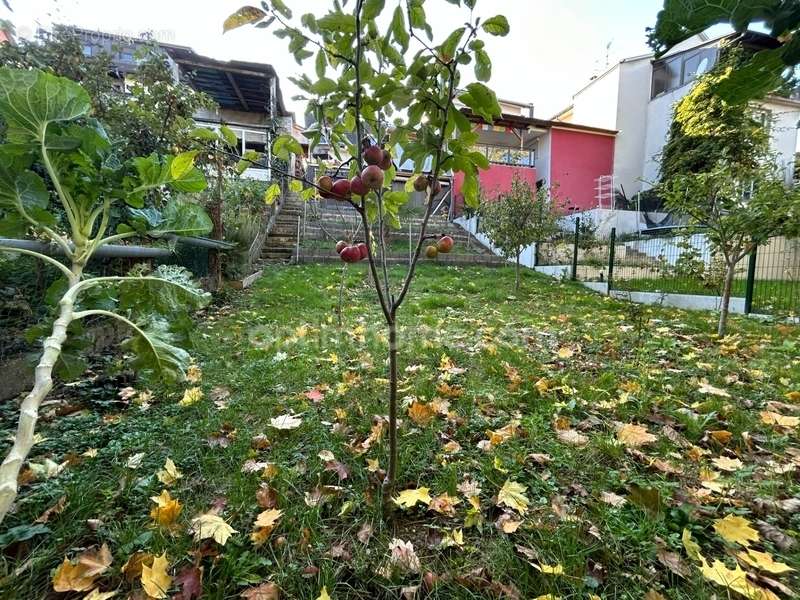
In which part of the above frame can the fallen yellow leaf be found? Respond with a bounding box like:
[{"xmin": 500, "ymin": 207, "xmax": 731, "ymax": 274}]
[
  {"xmin": 149, "ymin": 490, "xmax": 182, "ymax": 527},
  {"xmin": 713, "ymin": 514, "xmax": 759, "ymax": 547},
  {"xmin": 616, "ymin": 423, "xmax": 657, "ymax": 447},
  {"xmin": 141, "ymin": 553, "xmax": 171, "ymax": 599},
  {"xmin": 191, "ymin": 513, "xmax": 238, "ymax": 545},
  {"xmin": 156, "ymin": 458, "xmax": 182, "ymax": 486},
  {"xmin": 712, "ymin": 456, "xmax": 744, "ymax": 472},
  {"xmin": 393, "ymin": 487, "xmax": 432, "ymax": 509},
  {"xmin": 736, "ymin": 548, "xmax": 794, "ymax": 574},
  {"xmin": 760, "ymin": 411, "xmax": 799, "ymax": 428},
  {"xmin": 497, "ymin": 480, "xmax": 529, "ymax": 514}
]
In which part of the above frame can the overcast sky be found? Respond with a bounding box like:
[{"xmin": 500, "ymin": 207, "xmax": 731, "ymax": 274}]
[{"xmin": 6, "ymin": 0, "xmax": 671, "ymax": 119}]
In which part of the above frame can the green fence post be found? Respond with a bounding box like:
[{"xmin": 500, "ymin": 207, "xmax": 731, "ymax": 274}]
[
  {"xmin": 744, "ymin": 245, "xmax": 758, "ymax": 315},
  {"xmin": 571, "ymin": 217, "xmax": 580, "ymax": 281},
  {"xmin": 534, "ymin": 242, "xmax": 539, "ymax": 267},
  {"xmin": 607, "ymin": 227, "xmax": 616, "ymax": 296}
]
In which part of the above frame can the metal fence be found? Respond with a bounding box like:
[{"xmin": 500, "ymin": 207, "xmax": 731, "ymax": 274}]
[{"xmin": 535, "ymin": 218, "xmax": 799, "ymax": 317}]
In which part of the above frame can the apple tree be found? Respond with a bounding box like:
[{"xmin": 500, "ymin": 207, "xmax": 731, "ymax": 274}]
[
  {"xmin": 0, "ymin": 68, "xmax": 212, "ymax": 523},
  {"xmin": 480, "ymin": 174, "xmax": 560, "ymax": 292},
  {"xmin": 225, "ymin": 0, "xmax": 508, "ymax": 492},
  {"xmin": 661, "ymin": 160, "xmax": 800, "ymax": 336}
]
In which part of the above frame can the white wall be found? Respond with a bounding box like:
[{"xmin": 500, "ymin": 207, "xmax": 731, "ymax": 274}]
[
  {"xmin": 536, "ymin": 131, "xmax": 552, "ymax": 187},
  {"xmin": 565, "ymin": 208, "xmax": 671, "ymax": 237},
  {"xmin": 762, "ymin": 98, "xmax": 800, "ymax": 186},
  {"xmin": 641, "ymin": 86, "xmax": 690, "ymax": 187},
  {"xmin": 613, "ymin": 58, "xmax": 652, "ymax": 196},
  {"xmin": 570, "ymin": 66, "xmax": 620, "ymax": 130}
]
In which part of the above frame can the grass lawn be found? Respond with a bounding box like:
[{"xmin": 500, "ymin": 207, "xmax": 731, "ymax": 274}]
[{"xmin": 1, "ymin": 264, "xmax": 799, "ymax": 599}]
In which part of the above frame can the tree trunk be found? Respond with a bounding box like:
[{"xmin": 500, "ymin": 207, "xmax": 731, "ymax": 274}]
[
  {"xmin": 0, "ymin": 265, "xmax": 82, "ymax": 523},
  {"xmin": 337, "ymin": 264, "xmax": 347, "ymax": 328},
  {"xmin": 207, "ymin": 166, "xmax": 224, "ymax": 291},
  {"xmin": 515, "ymin": 253, "xmax": 521, "ymax": 292},
  {"xmin": 386, "ymin": 318, "xmax": 398, "ymax": 492},
  {"xmin": 718, "ymin": 262, "xmax": 736, "ymax": 337}
]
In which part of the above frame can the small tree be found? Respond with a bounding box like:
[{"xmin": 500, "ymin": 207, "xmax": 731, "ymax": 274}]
[
  {"xmin": 662, "ymin": 160, "xmax": 800, "ymax": 336},
  {"xmin": 480, "ymin": 175, "xmax": 559, "ymax": 291},
  {"xmin": 0, "ymin": 68, "xmax": 212, "ymax": 523},
  {"xmin": 225, "ymin": 0, "xmax": 508, "ymax": 494}
]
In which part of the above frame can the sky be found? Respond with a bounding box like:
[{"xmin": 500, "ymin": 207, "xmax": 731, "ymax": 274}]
[{"xmin": 4, "ymin": 0, "xmax": 670, "ymax": 119}]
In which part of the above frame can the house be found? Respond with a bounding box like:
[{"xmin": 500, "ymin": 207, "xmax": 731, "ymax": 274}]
[
  {"xmin": 553, "ymin": 31, "xmax": 800, "ymax": 198},
  {"xmin": 62, "ymin": 27, "xmax": 295, "ymax": 180},
  {"xmin": 452, "ymin": 108, "xmax": 617, "ymax": 215}
]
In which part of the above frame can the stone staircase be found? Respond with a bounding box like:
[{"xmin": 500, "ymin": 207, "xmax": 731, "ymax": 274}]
[{"xmin": 261, "ymin": 193, "xmax": 303, "ymax": 264}]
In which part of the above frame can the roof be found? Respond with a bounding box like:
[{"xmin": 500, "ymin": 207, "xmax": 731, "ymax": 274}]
[
  {"xmin": 62, "ymin": 26, "xmax": 290, "ymax": 117},
  {"xmin": 162, "ymin": 45, "xmax": 290, "ymax": 117},
  {"xmin": 461, "ymin": 108, "xmax": 617, "ymax": 136}
]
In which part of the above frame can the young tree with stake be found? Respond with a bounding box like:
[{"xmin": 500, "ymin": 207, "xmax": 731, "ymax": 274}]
[
  {"xmin": 480, "ymin": 175, "xmax": 560, "ymax": 292},
  {"xmin": 0, "ymin": 68, "xmax": 212, "ymax": 523},
  {"xmin": 225, "ymin": 0, "xmax": 508, "ymax": 493}
]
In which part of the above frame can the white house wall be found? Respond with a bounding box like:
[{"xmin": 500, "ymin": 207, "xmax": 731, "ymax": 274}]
[
  {"xmin": 570, "ymin": 65, "xmax": 620, "ymax": 130},
  {"xmin": 613, "ymin": 59, "xmax": 651, "ymax": 196},
  {"xmin": 536, "ymin": 131, "xmax": 552, "ymax": 188},
  {"xmin": 762, "ymin": 98, "xmax": 800, "ymax": 185}
]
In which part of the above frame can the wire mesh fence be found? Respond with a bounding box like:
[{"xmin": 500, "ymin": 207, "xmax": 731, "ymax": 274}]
[{"xmin": 534, "ymin": 218, "xmax": 799, "ymax": 318}]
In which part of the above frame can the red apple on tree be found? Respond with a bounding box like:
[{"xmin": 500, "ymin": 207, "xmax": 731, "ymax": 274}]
[
  {"xmin": 340, "ymin": 245, "xmax": 361, "ymax": 263},
  {"xmin": 350, "ymin": 175, "xmax": 368, "ymax": 197},
  {"xmin": 379, "ymin": 149, "xmax": 392, "ymax": 171},
  {"xmin": 413, "ymin": 175, "xmax": 428, "ymax": 192},
  {"xmin": 363, "ymin": 145, "xmax": 383, "ymax": 166},
  {"xmin": 357, "ymin": 242, "xmax": 368, "ymax": 260},
  {"xmin": 436, "ymin": 235, "xmax": 454, "ymax": 254},
  {"xmin": 332, "ymin": 178, "xmax": 351, "ymax": 200},
  {"xmin": 335, "ymin": 240, "xmax": 348, "ymax": 254},
  {"xmin": 361, "ymin": 165, "xmax": 384, "ymax": 191}
]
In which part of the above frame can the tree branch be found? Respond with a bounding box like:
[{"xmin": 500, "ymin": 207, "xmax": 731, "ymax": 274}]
[{"xmin": 0, "ymin": 245, "xmax": 74, "ymax": 279}]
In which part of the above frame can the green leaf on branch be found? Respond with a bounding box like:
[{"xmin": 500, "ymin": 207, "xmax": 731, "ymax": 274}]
[
  {"xmin": 390, "ymin": 6, "xmax": 409, "ymax": 52},
  {"xmin": 219, "ymin": 125, "xmax": 239, "ymax": 147},
  {"xmin": 264, "ymin": 183, "xmax": 281, "ymax": 204},
  {"xmin": 363, "ymin": 0, "xmax": 386, "ymax": 19},
  {"xmin": 311, "ymin": 78, "xmax": 338, "ymax": 96},
  {"xmin": 116, "ymin": 265, "xmax": 210, "ymax": 317},
  {"xmin": 128, "ymin": 198, "xmax": 213, "ymax": 237},
  {"xmin": 715, "ymin": 47, "xmax": 787, "ymax": 104},
  {"xmin": 482, "ymin": 15, "xmax": 510, "ymax": 36},
  {"xmin": 223, "ymin": 6, "xmax": 267, "ymax": 33},
  {"xmin": 123, "ymin": 317, "xmax": 193, "ymax": 382},
  {"xmin": 170, "ymin": 151, "xmax": 198, "ymax": 180},
  {"xmin": 272, "ymin": 135, "xmax": 303, "ymax": 160},
  {"xmin": 289, "ymin": 180, "xmax": 303, "ymax": 193},
  {"xmin": 237, "ymin": 150, "xmax": 262, "ymax": 174},
  {"xmin": 458, "ymin": 82, "xmax": 502, "ymax": 123},
  {"xmin": 0, "ymin": 68, "xmax": 91, "ymax": 143},
  {"xmin": 439, "ymin": 27, "xmax": 465, "ymax": 62},
  {"xmin": 475, "ymin": 48, "xmax": 492, "ymax": 81},
  {"xmin": 189, "ymin": 127, "xmax": 219, "ymax": 142},
  {"xmin": 317, "ymin": 12, "xmax": 356, "ymax": 34},
  {"xmin": 270, "ymin": 0, "xmax": 292, "ymax": 19}
]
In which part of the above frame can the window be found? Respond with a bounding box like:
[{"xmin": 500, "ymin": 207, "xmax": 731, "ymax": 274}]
[
  {"xmin": 651, "ymin": 47, "xmax": 718, "ymax": 98},
  {"xmin": 82, "ymin": 44, "xmax": 93, "ymax": 57},
  {"xmin": 651, "ymin": 56, "xmax": 682, "ymax": 97}
]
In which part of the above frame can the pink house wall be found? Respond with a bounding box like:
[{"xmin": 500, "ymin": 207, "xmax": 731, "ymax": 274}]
[
  {"xmin": 549, "ymin": 128, "xmax": 615, "ymax": 211},
  {"xmin": 453, "ymin": 164, "xmax": 537, "ymax": 213}
]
